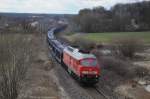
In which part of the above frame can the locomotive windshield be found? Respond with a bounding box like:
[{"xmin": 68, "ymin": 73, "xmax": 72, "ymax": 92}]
[{"xmin": 81, "ymin": 58, "xmax": 97, "ymax": 66}]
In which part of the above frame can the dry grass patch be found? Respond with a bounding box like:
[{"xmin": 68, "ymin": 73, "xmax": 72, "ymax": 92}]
[{"xmin": 0, "ymin": 34, "xmax": 31, "ymax": 99}]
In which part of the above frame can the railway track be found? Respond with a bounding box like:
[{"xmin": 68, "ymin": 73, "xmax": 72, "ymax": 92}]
[
  {"xmin": 49, "ymin": 48, "xmax": 110, "ymax": 99},
  {"xmin": 94, "ymin": 86, "xmax": 110, "ymax": 99},
  {"xmin": 82, "ymin": 82, "xmax": 120, "ymax": 99}
]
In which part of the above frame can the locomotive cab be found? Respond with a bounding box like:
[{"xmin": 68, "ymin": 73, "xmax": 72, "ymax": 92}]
[{"xmin": 79, "ymin": 57, "xmax": 100, "ymax": 83}]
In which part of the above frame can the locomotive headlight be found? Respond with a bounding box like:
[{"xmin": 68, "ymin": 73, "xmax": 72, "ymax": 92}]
[
  {"xmin": 82, "ymin": 71, "xmax": 89, "ymax": 74},
  {"xmin": 88, "ymin": 71, "xmax": 97, "ymax": 74},
  {"xmin": 81, "ymin": 71, "xmax": 98, "ymax": 74},
  {"xmin": 91, "ymin": 71, "xmax": 97, "ymax": 74}
]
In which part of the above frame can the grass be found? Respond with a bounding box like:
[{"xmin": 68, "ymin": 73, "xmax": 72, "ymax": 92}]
[
  {"xmin": 81, "ymin": 31, "xmax": 150, "ymax": 43},
  {"xmin": 67, "ymin": 31, "xmax": 150, "ymax": 44}
]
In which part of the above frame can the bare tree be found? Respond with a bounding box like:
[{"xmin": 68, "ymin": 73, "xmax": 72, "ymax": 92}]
[
  {"xmin": 73, "ymin": 1, "xmax": 150, "ymax": 32},
  {"xmin": 0, "ymin": 34, "xmax": 31, "ymax": 99}
]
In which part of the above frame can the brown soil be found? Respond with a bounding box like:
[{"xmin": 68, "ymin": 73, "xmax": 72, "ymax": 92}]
[
  {"xmin": 116, "ymin": 82, "xmax": 150, "ymax": 99},
  {"xmin": 17, "ymin": 34, "xmax": 63, "ymax": 99}
]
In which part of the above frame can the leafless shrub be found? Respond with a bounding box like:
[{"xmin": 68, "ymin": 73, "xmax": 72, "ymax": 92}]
[
  {"xmin": 134, "ymin": 66, "xmax": 149, "ymax": 78},
  {"xmin": 0, "ymin": 34, "xmax": 31, "ymax": 99},
  {"xmin": 112, "ymin": 36, "xmax": 144, "ymax": 58},
  {"xmin": 100, "ymin": 56, "xmax": 135, "ymax": 78},
  {"xmin": 96, "ymin": 43, "xmax": 104, "ymax": 49},
  {"xmin": 71, "ymin": 37, "xmax": 96, "ymax": 52}
]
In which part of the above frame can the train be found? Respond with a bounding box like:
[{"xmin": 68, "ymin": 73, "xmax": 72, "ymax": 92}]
[{"xmin": 47, "ymin": 27, "xmax": 100, "ymax": 84}]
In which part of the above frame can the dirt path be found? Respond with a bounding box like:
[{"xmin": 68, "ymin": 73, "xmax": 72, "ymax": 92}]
[{"xmin": 17, "ymin": 34, "xmax": 68, "ymax": 99}]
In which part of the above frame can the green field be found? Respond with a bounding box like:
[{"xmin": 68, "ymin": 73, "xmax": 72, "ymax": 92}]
[{"xmin": 83, "ymin": 31, "xmax": 150, "ymax": 43}]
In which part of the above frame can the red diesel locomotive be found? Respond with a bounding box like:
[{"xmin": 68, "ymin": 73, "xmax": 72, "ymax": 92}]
[{"xmin": 63, "ymin": 46, "xmax": 100, "ymax": 83}]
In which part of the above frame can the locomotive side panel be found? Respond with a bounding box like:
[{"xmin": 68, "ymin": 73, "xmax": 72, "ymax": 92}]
[{"xmin": 63, "ymin": 51, "xmax": 80, "ymax": 75}]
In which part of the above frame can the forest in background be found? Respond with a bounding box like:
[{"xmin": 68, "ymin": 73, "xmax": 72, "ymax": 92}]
[{"xmin": 72, "ymin": 1, "xmax": 150, "ymax": 33}]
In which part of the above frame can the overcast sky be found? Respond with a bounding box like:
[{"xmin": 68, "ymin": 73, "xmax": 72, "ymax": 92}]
[{"xmin": 0, "ymin": 0, "xmax": 148, "ymax": 14}]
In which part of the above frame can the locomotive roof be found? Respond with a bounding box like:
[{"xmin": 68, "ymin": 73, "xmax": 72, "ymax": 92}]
[{"xmin": 64, "ymin": 46, "xmax": 96, "ymax": 60}]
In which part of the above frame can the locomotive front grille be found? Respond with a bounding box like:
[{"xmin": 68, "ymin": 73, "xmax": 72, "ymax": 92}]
[
  {"xmin": 81, "ymin": 74, "xmax": 99, "ymax": 83},
  {"xmin": 82, "ymin": 74, "xmax": 98, "ymax": 79}
]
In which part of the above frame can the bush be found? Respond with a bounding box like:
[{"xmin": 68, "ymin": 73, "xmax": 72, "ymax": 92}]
[
  {"xmin": 71, "ymin": 37, "xmax": 96, "ymax": 52},
  {"xmin": 112, "ymin": 37, "xmax": 144, "ymax": 58},
  {"xmin": 134, "ymin": 66, "xmax": 149, "ymax": 78},
  {"xmin": 98, "ymin": 56, "xmax": 137, "ymax": 78},
  {"xmin": 99, "ymin": 56, "xmax": 149, "ymax": 79}
]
